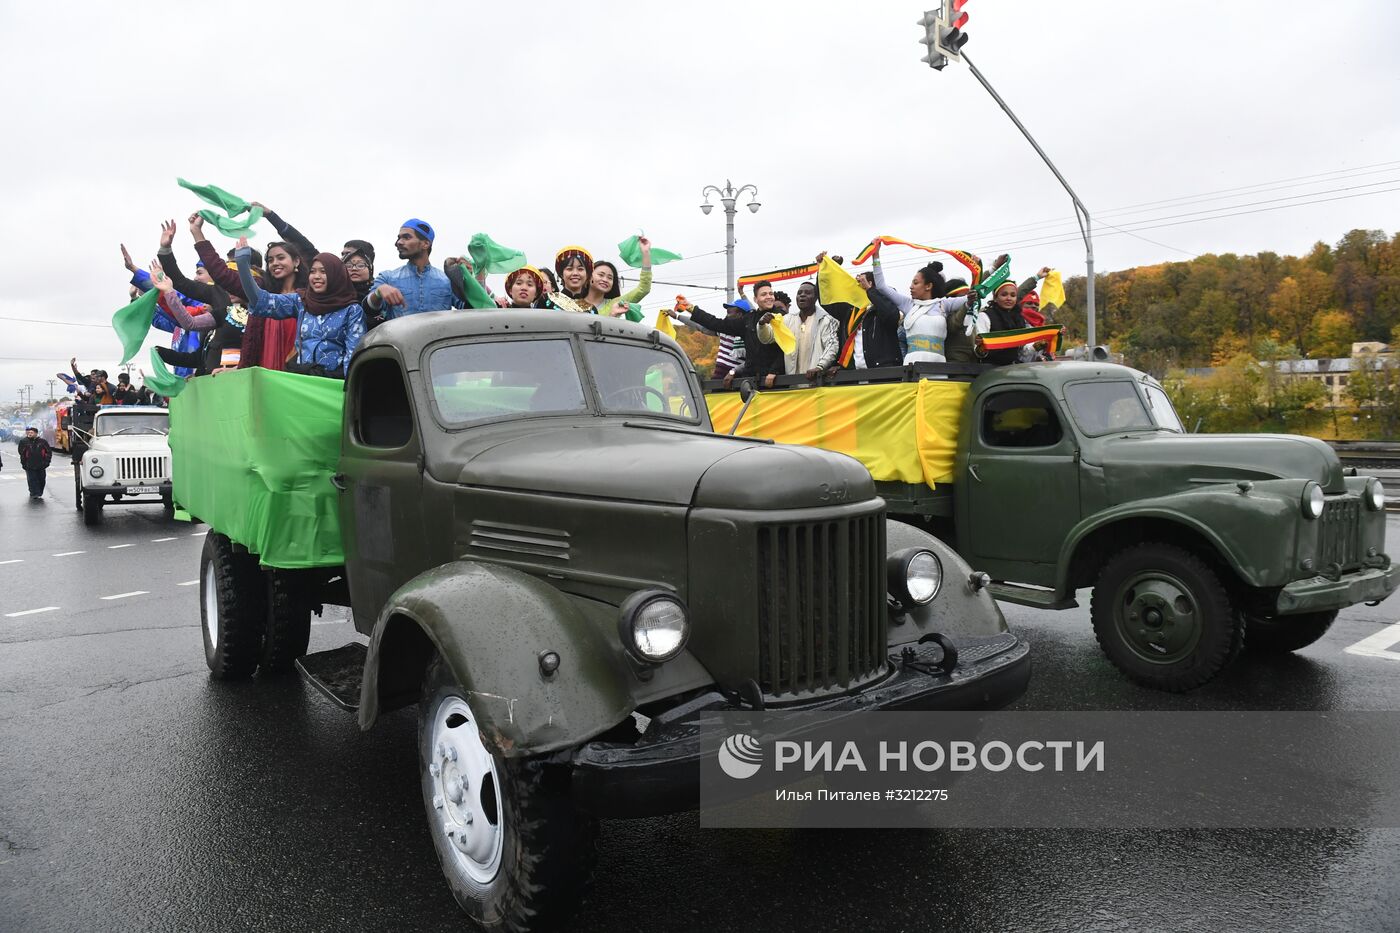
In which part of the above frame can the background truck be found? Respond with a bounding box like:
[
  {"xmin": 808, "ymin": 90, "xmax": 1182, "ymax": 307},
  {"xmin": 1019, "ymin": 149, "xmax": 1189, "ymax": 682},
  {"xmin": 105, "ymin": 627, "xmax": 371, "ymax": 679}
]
[
  {"xmin": 170, "ymin": 310, "xmax": 1029, "ymax": 932},
  {"xmin": 705, "ymin": 361, "xmax": 1397, "ymax": 692},
  {"xmin": 71, "ymin": 404, "xmax": 174, "ymax": 525}
]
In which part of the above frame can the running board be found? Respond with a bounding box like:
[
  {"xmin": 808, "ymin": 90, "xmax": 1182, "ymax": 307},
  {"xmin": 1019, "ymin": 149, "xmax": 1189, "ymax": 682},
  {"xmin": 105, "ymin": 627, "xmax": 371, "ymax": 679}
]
[
  {"xmin": 988, "ymin": 582, "xmax": 1078, "ymax": 610},
  {"xmin": 295, "ymin": 642, "xmax": 367, "ymax": 711}
]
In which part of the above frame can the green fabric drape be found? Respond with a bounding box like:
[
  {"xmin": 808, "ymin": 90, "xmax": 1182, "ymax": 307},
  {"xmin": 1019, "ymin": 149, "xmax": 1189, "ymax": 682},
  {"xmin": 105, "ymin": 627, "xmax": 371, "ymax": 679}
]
[
  {"xmin": 468, "ymin": 233, "xmax": 527, "ymax": 275},
  {"xmin": 112, "ymin": 288, "xmax": 159, "ymax": 364},
  {"xmin": 197, "ymin": 206, "xmax": 264, "ymax": 238},
  {"xmin": 177, "ymin": 177, "xmax": 251, "ymax": 216},
  {"xmin": 145, "ymin": 347, "xmax": 186, "ymax": 398},
  {"xmin": 617, "ymin": 235, "xmax": 682, "ymax": 268}
]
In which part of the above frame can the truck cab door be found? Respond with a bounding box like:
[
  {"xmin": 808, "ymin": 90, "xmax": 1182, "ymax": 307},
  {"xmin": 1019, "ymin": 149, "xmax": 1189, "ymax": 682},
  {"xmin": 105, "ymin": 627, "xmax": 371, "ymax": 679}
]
[
  {"xmin": 338, "ymin": 353, "xmax": 427, "ymax": 628},
  {"xmin": 960, "ymin": 388, "xmax": 1081, "ymax": 577}
]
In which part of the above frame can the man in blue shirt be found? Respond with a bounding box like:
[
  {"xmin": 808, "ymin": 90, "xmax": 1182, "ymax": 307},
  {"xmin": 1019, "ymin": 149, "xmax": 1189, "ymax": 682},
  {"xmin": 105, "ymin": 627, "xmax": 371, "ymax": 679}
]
[{"xmin": 363, "ymin": 218, "xmax": 464, "ymax": 321}]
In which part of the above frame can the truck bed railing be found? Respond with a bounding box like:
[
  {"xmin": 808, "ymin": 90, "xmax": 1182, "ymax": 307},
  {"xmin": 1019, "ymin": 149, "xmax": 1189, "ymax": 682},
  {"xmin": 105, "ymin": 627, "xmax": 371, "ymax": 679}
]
[{"xmin": 702, "ymin": 362, "xmax": 989, "ymax": 394}]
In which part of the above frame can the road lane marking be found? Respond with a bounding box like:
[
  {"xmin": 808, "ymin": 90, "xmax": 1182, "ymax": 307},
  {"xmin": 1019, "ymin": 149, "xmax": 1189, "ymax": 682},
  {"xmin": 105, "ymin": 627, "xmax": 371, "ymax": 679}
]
[
  {"xmin": 0, "ymin": 559, "xmax": 23, "ymax": 565},
  {"xmin": 108, "ymin": 544, "xmax": 135, "ymax": 550},
  {"xmin": 176, "ymin": 580, "xmax": 199, "ymax": 586},
  {"xmin": 151, "ymin": 537, "xmax": 176, "ymax": 542},
  {"xmin": 53, "ymin": 551, "xmax": 84, "ymax": 557},
  {"xmin": 5, "ymin": 606, "xmax": 59, "ymax": 618},
  {"xmin": 100, "ymin": 591, "xmax": 149, "ymax": 601},
  {"xmin": 1345, "ymin": 621, "xmax": 1400, "ymax": 661},
  {"xmin": 190, "ymin": 531, "xmax": 208, "ymax": 537}
]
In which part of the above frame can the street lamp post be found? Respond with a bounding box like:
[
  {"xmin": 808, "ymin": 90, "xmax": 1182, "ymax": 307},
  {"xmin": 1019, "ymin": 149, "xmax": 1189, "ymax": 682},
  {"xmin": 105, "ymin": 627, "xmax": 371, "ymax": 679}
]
[{"xmin": 700, "ymin": 180, "xmax": 761, "ymax": 303}]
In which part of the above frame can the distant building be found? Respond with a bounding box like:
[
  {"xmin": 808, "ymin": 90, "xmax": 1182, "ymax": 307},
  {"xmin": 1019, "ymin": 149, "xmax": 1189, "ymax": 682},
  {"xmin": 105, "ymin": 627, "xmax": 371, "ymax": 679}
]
[{"xmin": 1272, "ymin": 347, "xmax": 1391, "ymax": 408}]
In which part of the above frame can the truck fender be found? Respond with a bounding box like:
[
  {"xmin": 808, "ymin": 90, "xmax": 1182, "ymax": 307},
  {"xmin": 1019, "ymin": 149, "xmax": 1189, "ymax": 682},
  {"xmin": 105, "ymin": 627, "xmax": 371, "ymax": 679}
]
[
  {"xmin": 359, "ymin": 560, "xmax": 636, "ymax": 758},
  {"xmin": 1054, "ymin": 487, "xmax": 1302, "ymax": 598},
  {"xmin": 885, "ymin": 519, "xmax": 1008, "ymax": 640}
]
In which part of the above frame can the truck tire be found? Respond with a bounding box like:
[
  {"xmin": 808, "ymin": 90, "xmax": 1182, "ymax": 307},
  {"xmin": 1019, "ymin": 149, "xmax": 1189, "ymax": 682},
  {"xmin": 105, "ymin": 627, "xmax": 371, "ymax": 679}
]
[
  {"xmin": 1244, "ymin": 610, "xmax": 1338, "ymax": 654},
  {"xmin": 260, "ymin": 569, "xmax": 313, "ymax": 675},
  {"xmin": 82, "ymin": 491, "xmax": 103, "ymax": 526},
  {"xmin": 200, "ymin": 532, "xmax": 267, "ymax": 680},
  {"xmin": 419, "ymin": 657, "xmax": 597, "ymax": 932},
  {"xmin": 1090, "ymin": 542, "xmax": 1242, "ymax": 692},
  {"xmin": 161, "ymin": 490, "xmax": 175, "ymax": 518}
]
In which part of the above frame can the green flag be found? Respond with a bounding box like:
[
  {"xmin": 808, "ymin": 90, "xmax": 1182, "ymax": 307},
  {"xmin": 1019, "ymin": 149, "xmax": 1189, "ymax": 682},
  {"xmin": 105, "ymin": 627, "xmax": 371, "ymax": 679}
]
[
  {"xmin": 973, "ymin": 260, "xmax": 1011, "ymax": 299},
  {"xmin": 198, "ymin": 206, "xmax": 264, "ymax": 238},
  {"xmin": 145, "ymin": 347, "xmax": 187, "ymax": 398},
  {"xmin": 618, "ymin": 235, "xmax": 682, "ymax": 268},
  {"xmin": 177, "ymin": 177, "xmax": 251, "ymax": 216},
  {"xmin": 112, "ymin": 288, "xmax": 159, "ymax": 364},
  {"xmin": 468, "ymin": 233, "xmax": 527, "ymax": 275}
]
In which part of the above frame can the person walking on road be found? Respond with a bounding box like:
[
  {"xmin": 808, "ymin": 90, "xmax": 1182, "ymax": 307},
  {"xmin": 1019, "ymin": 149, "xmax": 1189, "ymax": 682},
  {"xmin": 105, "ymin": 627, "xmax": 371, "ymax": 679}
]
[{"xmin": 17, "ymin": 426, "xmax": 52, "ymax": 500}]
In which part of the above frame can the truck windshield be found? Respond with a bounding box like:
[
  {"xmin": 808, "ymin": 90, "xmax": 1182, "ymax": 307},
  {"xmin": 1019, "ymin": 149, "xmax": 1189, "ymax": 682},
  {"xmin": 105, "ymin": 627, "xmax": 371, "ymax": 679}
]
[
  {"xmin": 429, "ymin": 339, "xmax": 588, "ymax": 424},
  {"xmin": 1142, "ymin": 384, "xmax": 1184, "ymax": 433},
  {"xmin": 583, "ymin": 341, "xmax": 699, "ymax": 421},
  {"xmin": 1064, "ymin": 381, "xmax": 1156, "ymax": 436},
  {"xmin": 95, "ymin": 413, "xmax": 168, "ymax": 436}
]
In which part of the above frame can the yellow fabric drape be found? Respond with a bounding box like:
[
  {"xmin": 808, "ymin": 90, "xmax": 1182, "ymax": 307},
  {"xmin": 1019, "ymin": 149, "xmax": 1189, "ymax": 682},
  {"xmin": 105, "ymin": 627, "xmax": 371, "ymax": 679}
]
[
  {"xmin": 654, "ymin": 310, "xmax": 677, "ymax": 339},
  {"xmin": 817, "ymin": 255, "xmax": 868, "ymax": 309},
  {"xmin": 1040, "ymin": 269, "xmax": 1066, "ymax": 308},
  {"xmin": 705, "ymin": 380, "xmax": 969, "ymax": 487}
]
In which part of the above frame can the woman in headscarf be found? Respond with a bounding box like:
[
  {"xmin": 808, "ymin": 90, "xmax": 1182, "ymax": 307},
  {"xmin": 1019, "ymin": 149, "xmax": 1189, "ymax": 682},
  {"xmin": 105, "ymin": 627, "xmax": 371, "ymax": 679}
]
[
  {"xmin": 548, "ymin": 246, "xmax": 595, "ymax": 313},
  {"xmin": 234, "ymin": 237, "xmax": 365, "ymax": 378},
  {"xmin": 502, "ymin": 266, "xmax": 546, "ymax": 308}
]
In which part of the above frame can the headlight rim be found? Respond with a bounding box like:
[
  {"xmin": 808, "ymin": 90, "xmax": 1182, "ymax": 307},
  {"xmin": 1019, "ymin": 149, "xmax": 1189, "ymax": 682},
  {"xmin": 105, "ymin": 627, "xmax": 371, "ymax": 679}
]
[
  {"xmin": 89, "ymin": 465, "xmax": 104, "ymax": 479},
  {"xmin": 888, "ymin": 546, "xmax": 943, "ymax": 607},
  {"xmin": 1365, "ymin": 477, "xmax": 1386, "ymax": 512},
  {"xmin": 617, "ymin": 589, "xmax": 690, "ymax": 664},
  {"xmin": 1301, "ymin": 482, "xmax": 1325, "ymax": 520}
]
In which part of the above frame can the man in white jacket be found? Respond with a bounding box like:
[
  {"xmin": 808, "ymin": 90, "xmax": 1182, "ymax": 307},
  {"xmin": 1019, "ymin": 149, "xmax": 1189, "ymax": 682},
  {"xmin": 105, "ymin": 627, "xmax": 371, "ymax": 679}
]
[{"xmin": 759, "ymin": 281, "xmax": 839, "ymax": 378}]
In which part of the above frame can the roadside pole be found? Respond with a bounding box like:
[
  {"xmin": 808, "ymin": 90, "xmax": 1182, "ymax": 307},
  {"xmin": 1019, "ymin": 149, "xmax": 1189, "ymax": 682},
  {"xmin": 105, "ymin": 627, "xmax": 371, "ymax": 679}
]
[{"xmin": 918, "ymin": 3, "xmax": 1097, "ymax": 346}]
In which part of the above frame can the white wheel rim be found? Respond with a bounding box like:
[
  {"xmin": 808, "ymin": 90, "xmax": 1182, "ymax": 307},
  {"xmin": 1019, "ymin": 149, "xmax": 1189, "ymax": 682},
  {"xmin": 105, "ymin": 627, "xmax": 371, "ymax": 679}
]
[
  {"xmin": 203, "ymin": 561, "xmax": 218, "ymax": 644},
  {"xmin": 429, "ymin": 696, "xmax": 504, "ymax": 884}
]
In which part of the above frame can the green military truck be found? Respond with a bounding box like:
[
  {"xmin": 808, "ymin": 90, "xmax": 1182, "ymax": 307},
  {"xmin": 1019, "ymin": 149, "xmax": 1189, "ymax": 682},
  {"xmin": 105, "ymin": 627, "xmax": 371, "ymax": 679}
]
[
  {"xmin": 706, "ymin": 362, "xmax": 1397, "ymax": 693},
  {"xmin": 170, "ymin": 311, "xmax": 1029, "ymax": 931}
]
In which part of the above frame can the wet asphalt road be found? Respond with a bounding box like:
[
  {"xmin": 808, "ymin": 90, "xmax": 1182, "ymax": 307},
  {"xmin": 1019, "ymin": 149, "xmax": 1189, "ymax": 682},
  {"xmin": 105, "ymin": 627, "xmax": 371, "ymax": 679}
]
[{"xmin": 2, "ymin": 459, "xmax": 1399, "ymax": 933}]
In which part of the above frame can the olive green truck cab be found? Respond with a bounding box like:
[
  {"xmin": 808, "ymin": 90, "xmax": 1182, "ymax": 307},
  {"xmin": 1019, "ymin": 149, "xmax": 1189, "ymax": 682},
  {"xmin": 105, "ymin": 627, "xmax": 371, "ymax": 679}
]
[
  {"xmin": 172, "ymin": 311, "xmax": 1029, "ymax": 931},
  {"xmin": 708, "ymin": 362, "xmax": 1397, "ymax": 693}
]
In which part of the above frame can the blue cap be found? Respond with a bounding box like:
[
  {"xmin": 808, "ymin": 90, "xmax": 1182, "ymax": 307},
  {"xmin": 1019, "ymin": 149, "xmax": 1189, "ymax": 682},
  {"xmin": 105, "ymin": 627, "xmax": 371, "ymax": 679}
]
[
  {"xmin": 26, "ymin": 424, "xmax": 38, "ymax": 431},
  {"xmin": 723, "ymin": 298, "xmax": 754, "ymax": 313},
  {"xmin": 400, "ymin": 218, "xmax": 435, "ymax": 243}
]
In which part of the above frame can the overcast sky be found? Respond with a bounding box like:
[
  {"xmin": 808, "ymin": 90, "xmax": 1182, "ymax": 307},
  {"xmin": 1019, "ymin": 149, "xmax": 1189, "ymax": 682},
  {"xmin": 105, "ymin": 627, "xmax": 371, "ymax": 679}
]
[{"xmin": 2, "ymin": 0, "xmax": 1397, "ymax": 403}]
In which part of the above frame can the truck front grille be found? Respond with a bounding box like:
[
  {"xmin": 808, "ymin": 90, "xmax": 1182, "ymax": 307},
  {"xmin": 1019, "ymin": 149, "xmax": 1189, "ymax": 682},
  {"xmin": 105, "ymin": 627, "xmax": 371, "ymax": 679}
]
[
  {"xmin": 755, "ymin": 513, "xmax": 887, "ymax": 697},
  {"xmin": 1318, "ymin": 497, "xmax": 1361, "ymax": 571},
  {"xmin": 116, "ymin": 455, "xmax": 169, "ymax": 484}
]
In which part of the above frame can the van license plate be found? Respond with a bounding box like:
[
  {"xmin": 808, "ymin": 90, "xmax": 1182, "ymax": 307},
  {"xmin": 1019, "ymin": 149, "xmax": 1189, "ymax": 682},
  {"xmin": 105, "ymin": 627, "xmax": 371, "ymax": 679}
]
[{"xmin": 125, "ymin": 485, "xmax": 159, "ymax": 495}]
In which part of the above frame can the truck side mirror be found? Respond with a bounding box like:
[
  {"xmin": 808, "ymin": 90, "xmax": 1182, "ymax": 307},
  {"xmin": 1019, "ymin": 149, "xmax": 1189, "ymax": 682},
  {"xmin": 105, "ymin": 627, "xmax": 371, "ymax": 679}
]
[{"xmin": 737, "ymin": 379, "xmax": 757, "ymax": 403}]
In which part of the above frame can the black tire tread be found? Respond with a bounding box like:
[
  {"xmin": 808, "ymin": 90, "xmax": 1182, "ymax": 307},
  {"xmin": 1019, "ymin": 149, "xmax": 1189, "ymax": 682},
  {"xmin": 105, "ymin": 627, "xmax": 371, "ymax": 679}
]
[
  {"xmin": 1245, "ymin": 609, "xmax": 1339, "ymax": 654},
  {"xmin": 261, "ymin": 570, "xmax": 313, "ymax": 674},
  {"xmin": 82, "ymin": 490, "xmax": 102, "ymax": 525},
  {"xmin": 420, "ymin": 658, "xmax": 598, "ymax": 932},
  {"xmin": 1090, "ymin": 541, "xmax": 1240, "ymax": 693},
  {"xmin": 201, "ymin": 532, "xmax": 267, "ymax": 680}
]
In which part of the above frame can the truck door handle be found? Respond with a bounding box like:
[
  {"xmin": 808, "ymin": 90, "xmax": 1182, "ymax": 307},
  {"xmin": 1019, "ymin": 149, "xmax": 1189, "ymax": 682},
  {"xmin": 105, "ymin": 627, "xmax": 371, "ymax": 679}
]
[
  {"xmin": 330, "ymin": 473, "xmax": 347, "ymax": 491},
  {"xmin": 969, "ymin": 464, "xmax": 982, "ymax": 483}
]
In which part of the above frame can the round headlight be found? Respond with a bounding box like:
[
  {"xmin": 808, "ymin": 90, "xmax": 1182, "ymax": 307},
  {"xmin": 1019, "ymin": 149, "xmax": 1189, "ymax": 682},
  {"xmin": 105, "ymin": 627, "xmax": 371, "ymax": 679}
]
[
  {"xmin": 1366, "ymin": 478, "xmax": 1386, "ymax": 512},
  {"xmin": 888, "ymin": 547, "xmax": 943, "ymax": 606},
  {"xmin": 1302, "ymin": 482, "xmax": 1325, "ymax": 520},
  {"xmin": 619, "ymin": 591, "xmax": 689, "ymax": 663},
  {"xmin": 89, "ymin": 465, "xmax": 104, "ymax": 478}
]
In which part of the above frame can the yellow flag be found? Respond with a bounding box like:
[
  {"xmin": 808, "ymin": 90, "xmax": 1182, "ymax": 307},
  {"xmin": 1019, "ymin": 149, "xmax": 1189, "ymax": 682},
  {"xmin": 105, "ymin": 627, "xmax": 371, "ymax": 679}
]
[
  {"xmin": 654, "ymin": 310, "xmax": 677, "ymax": 340},
  {"xmin": 817, "ymin": 255, "xmax": 867, "ymax": 309},
  {"xmin": 768, "ymin": 314, "xmax": 797, "ymax": 355},
  {"xmin": 1040, "ymin": 270, "xmax": 1066, "ymax": 309}
]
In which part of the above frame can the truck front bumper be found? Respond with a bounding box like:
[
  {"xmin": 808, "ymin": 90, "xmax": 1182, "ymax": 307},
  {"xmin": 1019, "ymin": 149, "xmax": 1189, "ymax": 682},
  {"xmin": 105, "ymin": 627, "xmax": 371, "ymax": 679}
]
[
  {"xmin": 569, "ymin": 632, "xmax": 1030, "ymax": 818},
  {"xmin": 1275, "ymin": 563, "xmax": 1399, "ymax": 615}
]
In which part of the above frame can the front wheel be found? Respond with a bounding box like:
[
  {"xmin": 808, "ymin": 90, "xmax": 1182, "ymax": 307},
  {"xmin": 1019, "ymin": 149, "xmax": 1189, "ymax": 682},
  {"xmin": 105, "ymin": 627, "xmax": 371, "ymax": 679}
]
[
  {"xmin": 82, "ymin": 491, "xmax": 103, "ymax": 526},
  {"xmin": 1090, "ymin": 542, "xmax": 1242, "ymax": 692},
  {"xmin": 419, "ymin": 658, "xmax": 596, "ymax": 932},
  {"xmin": 1245, "ymin": 609, "xmax": 1338, "ymax": 654}
]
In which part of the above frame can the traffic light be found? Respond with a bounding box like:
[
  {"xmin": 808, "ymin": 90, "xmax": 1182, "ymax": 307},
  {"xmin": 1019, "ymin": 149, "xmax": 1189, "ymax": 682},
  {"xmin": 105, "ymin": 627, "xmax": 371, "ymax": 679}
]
[
  {"xmin": 938, "ymin": 0, "xmax": 970, "ymax": 61},
  {"xmin": 917, "ymin": 9, "xmax": 948, "ymax": 70}
]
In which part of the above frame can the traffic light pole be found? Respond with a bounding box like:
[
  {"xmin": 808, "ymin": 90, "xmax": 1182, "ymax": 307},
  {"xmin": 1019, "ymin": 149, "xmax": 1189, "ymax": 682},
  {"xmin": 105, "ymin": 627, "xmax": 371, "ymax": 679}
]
[{"xmin": 961, "ymin": 52, "xmax": 1096, "ymax": 347}]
